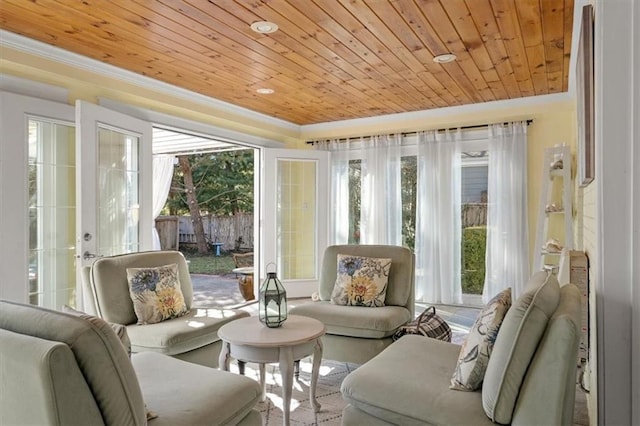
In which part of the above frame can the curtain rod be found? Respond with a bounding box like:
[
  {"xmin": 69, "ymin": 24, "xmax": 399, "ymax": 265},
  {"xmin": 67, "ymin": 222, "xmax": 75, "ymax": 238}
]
[{"xmin": 305, "ymin": 119, "xmax": 533, "ymax": 145}]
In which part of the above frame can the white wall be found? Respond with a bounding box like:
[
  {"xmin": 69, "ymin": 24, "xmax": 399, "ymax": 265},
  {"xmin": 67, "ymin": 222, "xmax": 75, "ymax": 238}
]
[{"xmin": 594, "ymin": 1, "xmax": 639, "ymax": 424}]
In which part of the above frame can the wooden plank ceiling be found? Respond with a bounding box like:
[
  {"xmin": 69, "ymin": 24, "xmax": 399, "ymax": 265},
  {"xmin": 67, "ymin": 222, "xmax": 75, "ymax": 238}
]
[{"xmin": 0, "ymin": 0, "xmax": 574, "ymax": 125}]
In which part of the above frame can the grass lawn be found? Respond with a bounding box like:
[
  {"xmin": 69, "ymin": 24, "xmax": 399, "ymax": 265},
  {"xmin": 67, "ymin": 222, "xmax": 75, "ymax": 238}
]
[{"xmin": 181, "ymin": 252, "xmax": 236, "ymax": 275}]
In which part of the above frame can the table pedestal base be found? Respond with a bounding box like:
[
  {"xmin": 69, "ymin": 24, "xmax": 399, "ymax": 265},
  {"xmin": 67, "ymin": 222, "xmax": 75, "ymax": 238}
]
[{"xmin": 219, "ymin": 339, "xmax": 323, "ymax": 426}]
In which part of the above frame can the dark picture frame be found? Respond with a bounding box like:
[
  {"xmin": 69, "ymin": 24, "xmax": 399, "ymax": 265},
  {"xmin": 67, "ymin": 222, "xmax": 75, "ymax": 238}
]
[{"xmin": 577, "ymin": 4, "xmax": 595, "ymax": 187}]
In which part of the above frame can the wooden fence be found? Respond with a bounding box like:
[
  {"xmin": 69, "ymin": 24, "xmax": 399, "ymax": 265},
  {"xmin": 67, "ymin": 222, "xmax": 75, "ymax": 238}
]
[
  {"xmin": 155, "ymin": 213, "xmax": 254, "ymax": 253},
  {"xmin": 462, "ymin": 203, "xmax": 487, "ymax": 227},
  {"xmin": 157, "ymin": 204, "xmax": 486, "ymax": 253}
]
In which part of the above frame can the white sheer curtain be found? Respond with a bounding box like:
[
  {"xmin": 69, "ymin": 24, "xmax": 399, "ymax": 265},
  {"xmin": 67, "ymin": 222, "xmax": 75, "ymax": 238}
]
[
  {"xmin": 360, "ymin": 134, "xmax": 403, "ymax": 245},
  {"xmin": 483, "ymin": 121, "xmax": 530, "ymax": 302},
  {"xmin": 316, "ymin": 140, "xmax": 351, "ymax": 244},
  {"xmin": 414, "ymin": 130, "xmax": 463, "ymax": 304},
  {"xmin": 152, "ymin": 155, "xmax": 175, "ymax": 250}
]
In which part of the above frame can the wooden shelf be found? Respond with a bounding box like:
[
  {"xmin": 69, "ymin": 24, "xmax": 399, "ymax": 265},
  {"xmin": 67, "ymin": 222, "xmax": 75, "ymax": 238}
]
[{"xmin": 534, "ymin": 145, "xmax": 573, "ymax": 272}]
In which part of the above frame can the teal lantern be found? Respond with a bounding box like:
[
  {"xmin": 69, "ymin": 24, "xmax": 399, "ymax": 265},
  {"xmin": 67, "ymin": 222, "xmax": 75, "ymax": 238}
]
[{"xmin": 259, "ymin": 264, "xmax": 287, "ymax": 328}]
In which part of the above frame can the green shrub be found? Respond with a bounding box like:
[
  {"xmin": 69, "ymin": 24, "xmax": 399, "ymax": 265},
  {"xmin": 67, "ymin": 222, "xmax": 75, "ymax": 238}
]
[{"xmin": 461, "ymin": 226, "xmax": 487, "ymax": 295}]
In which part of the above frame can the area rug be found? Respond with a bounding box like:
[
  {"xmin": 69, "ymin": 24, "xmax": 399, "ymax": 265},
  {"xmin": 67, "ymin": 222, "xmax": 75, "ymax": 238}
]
[{"xmin": 228, "ymin": 359, "xmax": 355, "ymax": 425}]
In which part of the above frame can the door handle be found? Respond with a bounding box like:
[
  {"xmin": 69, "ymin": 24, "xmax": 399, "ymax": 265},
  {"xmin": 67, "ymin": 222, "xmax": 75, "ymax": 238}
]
[
  {"xmin": 75, "ymin": 252, "xmax": 103, "ymax": 260},
  {"xmin": 82, "ymin": 251, "xmax": 101, "ymax": 260}
]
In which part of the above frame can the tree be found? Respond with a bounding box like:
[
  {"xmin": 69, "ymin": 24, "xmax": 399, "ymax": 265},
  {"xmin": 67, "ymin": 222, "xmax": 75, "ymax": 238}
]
[
  {"xmin": 191, "ymin": 150, "xmax": 254, "ymax": 215},
  {"xmin": 401, "ymin": 156, "xmax": 417, "ymax": 250},
  {"xmin": 177, "ymin": 155, "xmax": 209, "ymax": 254},
  {"xmin": 165, "ymin": 149, "xmax": 254, "ymax": 216},
  {"xmin": 164, "ymin": 149, "xmax": 255, "ymax": 253}
]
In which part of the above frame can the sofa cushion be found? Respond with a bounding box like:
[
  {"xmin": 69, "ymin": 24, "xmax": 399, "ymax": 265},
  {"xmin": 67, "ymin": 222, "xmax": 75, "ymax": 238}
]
[
  {"xmin": 133, "ymin": 351, "xmax": 262, "ymax": 425},
  {"xmin": 331, "ymin": 254, "xmax": 391, "ymax": 307},
  {"xmin": 482, "ymin": 271, "xmax": 560, "ymax": 424},
  {"xmin": 289, "ymin": 301, "xmax": 411, "ymax": 338},
  {"xmin": 126, "ymin": 263, "xmax": 189, "ymax": 324},
  {"xmin": 63, "ymin": 304, "xmax": 132, "ymax": 357},
  {"xmin": 318, "ymin": 245, "xmax": 414, "ymax": 310},
  {"xmin": 90, "ymin": 251, "xmax": 194, "ymax": 325},
  {"xmin": 60, "ymin": 305, "xmax": 159, "ymax": 421},
  {"xmin": 450, "ymin": 287, "xmax": 511, "ymax": 391},
  {"xmin": 341, "ymin": 335, "xmax": 493, "ymax": 425},
  {"xmin": 0, "ymin": 328, "xmax": 104, "ymax": 426},
  {"xmin": 512, "ymin": 284, "xmax": 582, "ymax": 425},
  {"xmin": 125, "ymin": 307, "xmax": 249, "ymax": 355},
  {"xmin": 0, "ymin": 300, "xmax": 147, "ymax": 425}
]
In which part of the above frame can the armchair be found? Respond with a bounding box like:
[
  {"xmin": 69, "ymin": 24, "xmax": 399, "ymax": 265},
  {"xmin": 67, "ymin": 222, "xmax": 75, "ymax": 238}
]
[
  {"xmin": 289, "ymin": 244, "xmax": 415, "ymax": 364},
  {"xmin": 84, "ymin": 250, "xmax": 249, "ymax": 368}
]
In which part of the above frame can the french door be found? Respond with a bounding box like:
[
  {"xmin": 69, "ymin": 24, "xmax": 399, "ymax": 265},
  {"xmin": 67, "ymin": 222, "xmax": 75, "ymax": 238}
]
[
  {"xmin": 0, "ymin": 93, "xmax": 152, "ymax": 309},
  {"xmin": 261, "ymin": 149, "xmax": 329, "ymax": 298},
  {"xmin": 0, "ymin": 92, "xmax": 75, "ymax": 306},
  {"xmin": 75, "ymin": 101, "xmax": 153, "ymax": 307},
  {"xmin": 75, "ymin": 101, "xmax": 152, "ymax": 262}
]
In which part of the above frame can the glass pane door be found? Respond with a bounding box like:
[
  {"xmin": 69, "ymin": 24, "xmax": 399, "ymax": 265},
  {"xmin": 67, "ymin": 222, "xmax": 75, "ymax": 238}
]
[
  {"xmin": 96, "ymin": 127, "xmax": 140, "ymax": 255},
  {"xmin": 28, "ymin": 118, "xmax": 76, "ymax": 307},
  {"xmin": 262, "ymin": 149, "xmax": 329, "ymax": 298},
  {"xmin": 1, "ymin": 91, "xmax": 75, "ymax": 307},
  {"xmin": 75, "ymin": 101, "xmax": 153, "ymax": 280},
  {"xmin": 277, "ymin": 159, "xmax": 317, "ymax": 280}
]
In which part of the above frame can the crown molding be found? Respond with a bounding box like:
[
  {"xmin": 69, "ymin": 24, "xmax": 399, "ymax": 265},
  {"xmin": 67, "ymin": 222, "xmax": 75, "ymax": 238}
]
[
  {"xmin": 0, "ymin": 30, "xmax": 300, "ymax": 134},
  {"xmin": 301, "ymin": 92, "xmax": 573, "ymax": 137}
]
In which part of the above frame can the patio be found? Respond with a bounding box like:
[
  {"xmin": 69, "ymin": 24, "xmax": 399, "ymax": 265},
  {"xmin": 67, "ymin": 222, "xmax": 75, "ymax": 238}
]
[{"xmin": 190, "ymin": 273, "xmax": 247, "ymax": 308}]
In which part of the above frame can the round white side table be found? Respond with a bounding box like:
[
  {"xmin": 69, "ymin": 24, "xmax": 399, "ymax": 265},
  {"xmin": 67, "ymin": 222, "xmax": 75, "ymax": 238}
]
[{"xmin": 218, "ymin": 315, "xmax": 326, "ymax": 426}]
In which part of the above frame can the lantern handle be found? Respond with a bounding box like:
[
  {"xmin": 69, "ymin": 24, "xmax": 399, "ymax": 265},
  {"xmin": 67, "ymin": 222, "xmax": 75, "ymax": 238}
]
[{"xmin": 265, "ymin": 262, "xmax": 277, "ymax": 274}]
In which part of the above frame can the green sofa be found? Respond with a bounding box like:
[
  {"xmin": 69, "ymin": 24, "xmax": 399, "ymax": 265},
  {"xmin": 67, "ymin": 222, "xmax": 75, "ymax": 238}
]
[
  {"xmin": 0, "ymin": 300, "xmax": 262, "ymax": 425},
  {"xmin": 340, "ymin": 272, "xmax": 582, "ymax": 425}
]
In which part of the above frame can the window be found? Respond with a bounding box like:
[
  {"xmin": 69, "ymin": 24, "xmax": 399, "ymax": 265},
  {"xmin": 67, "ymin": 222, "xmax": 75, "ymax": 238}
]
[
  {"xmin": 460, "ymin": 151, "xmax": 488, "ymax": 297},
  {"xmin": 339, "ymin": 132, "xmax": 489, "ymax": 299}
]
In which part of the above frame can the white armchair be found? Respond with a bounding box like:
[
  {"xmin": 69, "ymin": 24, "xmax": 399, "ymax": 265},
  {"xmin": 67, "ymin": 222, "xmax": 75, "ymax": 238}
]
[
  {"xmin": 83, "ymin": 250, "xmax": 249, "ymax": 368},
  {"xmin": 289, "ymin": 244, "xmax": 415, "ymax": 364}
]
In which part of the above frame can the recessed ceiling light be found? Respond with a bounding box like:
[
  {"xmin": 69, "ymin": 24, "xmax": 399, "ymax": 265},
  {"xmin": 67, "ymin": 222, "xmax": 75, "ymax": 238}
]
[
  {"xmin": 433, "ymin": 53, "xmax": 457, "ymax": 64},
  {"xmin": 251, "ymin": 21, "xmax": 278, "ymax": 34},
  {"xmin": 256, "ymin": 88, "xmax": 274, "ymax": 94}
]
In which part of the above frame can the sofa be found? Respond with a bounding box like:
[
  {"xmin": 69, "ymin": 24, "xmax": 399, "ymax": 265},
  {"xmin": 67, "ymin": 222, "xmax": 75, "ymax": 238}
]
[
  {"xmin": 0, "ymin": 299, "xmax": 263, "ymax": 425},
  {"xmin": 83, "ymin": 250, "xmax": 249, "ymax": 368},
  {"xmin": 289, "ymin": 244, "xmax": 415, "ymax": 365},
  {"xmin": 340, "ymin": 272, "xmax": 582, "ymax": 425}
]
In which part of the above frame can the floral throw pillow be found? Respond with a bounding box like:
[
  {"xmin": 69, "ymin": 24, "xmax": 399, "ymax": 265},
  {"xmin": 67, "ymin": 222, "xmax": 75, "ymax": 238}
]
[
  {"xmin": 330, "ymin": 254, "xmax": 391, "ymax": 307},
  {"xmin": 126, "ymin": 263, "xmax": 188, "ymax": 325},
  {"xmin": 450, "ymin": 288, "xmax": 512, "ymax": 391}
]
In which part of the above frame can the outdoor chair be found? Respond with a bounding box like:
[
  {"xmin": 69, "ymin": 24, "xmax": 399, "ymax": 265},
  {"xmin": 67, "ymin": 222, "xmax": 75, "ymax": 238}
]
[
  {"xmin": 82, "ymin": 250, "xmax": 249, "ymax": 368},
  {"xmin": 289, "ymin": 244, "xmax": 415, "ymax": 364},
  {"xmin": 232, "ymin": 251, "xmax": 254, "ymax": 268}
]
